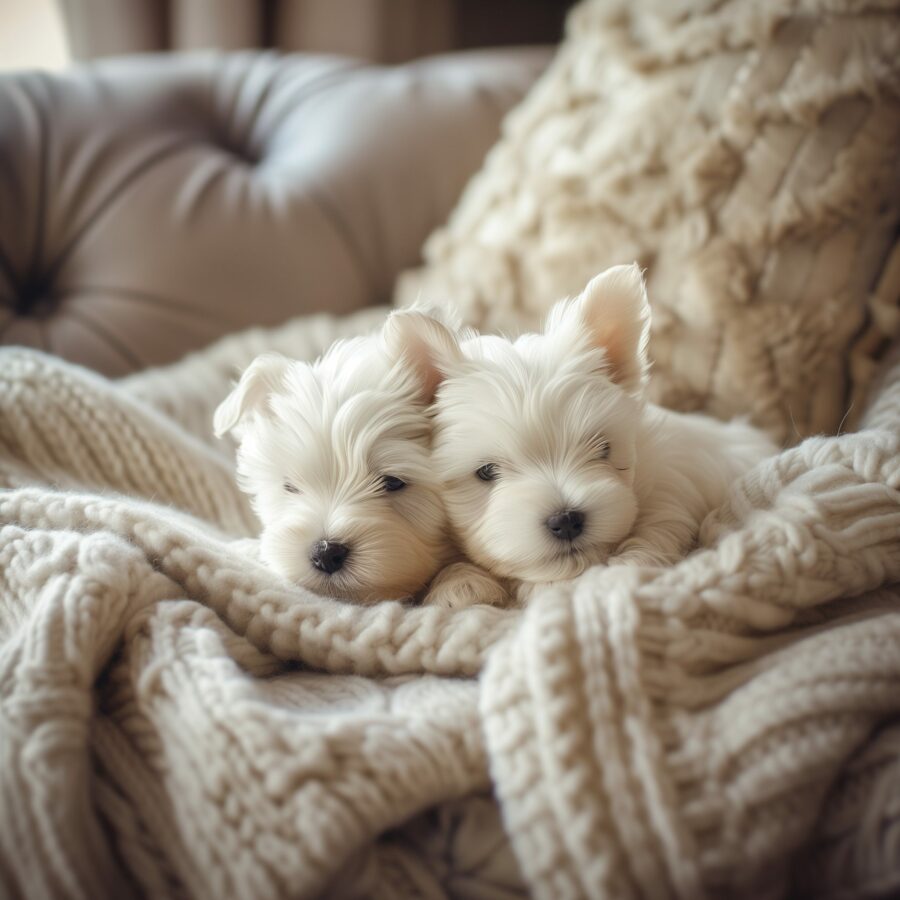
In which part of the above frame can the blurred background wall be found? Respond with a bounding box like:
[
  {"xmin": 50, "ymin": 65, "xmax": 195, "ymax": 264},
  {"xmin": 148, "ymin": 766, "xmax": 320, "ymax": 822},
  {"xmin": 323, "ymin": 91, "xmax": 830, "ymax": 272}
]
[
  {"xmin": 0, "ymin": 0, "xmax": 571, "ymax": 71},
  {"xmin": 0, "ymin": 0, "xmax": 69, "ymax": 70}
]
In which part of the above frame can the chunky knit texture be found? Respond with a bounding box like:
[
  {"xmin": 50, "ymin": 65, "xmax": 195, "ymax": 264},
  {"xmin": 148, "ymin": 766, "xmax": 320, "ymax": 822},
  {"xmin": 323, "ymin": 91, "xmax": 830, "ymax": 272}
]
[
  {"xmin": 481, "ymin": 350, "xmax": 900, "ymax": 899},
  {"xmin": 0, "ymin": 311, "xmax": 520, "ymax": 899},
  {"xmin": 396, "ymin": 0, "xmax": 900, "ymax": 443},
  {"xmin": 1, "ymin": 306, "xmax": 899, "ymax": 898}
]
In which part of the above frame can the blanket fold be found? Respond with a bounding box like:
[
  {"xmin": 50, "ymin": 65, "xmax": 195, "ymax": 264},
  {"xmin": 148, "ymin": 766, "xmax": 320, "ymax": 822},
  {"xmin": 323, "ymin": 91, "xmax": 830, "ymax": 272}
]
[
  {"xmin": 1, "ymin": 310, "xmax": 898, "ymax": 898},
  {"xmin": 481, "ymin": 350, "xmax": 900, "ymax": 899}
]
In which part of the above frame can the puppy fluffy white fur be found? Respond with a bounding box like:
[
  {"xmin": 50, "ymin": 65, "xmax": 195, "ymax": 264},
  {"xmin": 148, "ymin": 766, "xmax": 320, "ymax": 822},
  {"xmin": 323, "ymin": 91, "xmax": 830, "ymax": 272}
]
[
  {"xmin": 396, "ymin": 264, "xmax": 777, "ymax": 591},
  {"xmin": 214, "ymin": 315, "xmax": 457, "ymax": 603}
]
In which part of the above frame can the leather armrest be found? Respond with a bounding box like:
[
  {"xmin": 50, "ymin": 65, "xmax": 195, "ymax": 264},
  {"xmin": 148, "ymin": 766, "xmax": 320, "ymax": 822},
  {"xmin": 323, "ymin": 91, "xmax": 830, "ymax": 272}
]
[{"xmin": 0, "ymin": 48, "xmax": 550, "ymax": 374}]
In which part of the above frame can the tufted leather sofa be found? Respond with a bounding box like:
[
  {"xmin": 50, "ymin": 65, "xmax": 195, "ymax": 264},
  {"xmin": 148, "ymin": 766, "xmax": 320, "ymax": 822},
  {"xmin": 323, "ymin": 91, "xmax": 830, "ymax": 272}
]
[{"xmin": 0, "ymin": 47, "xmax": 549, "ymax": 375}]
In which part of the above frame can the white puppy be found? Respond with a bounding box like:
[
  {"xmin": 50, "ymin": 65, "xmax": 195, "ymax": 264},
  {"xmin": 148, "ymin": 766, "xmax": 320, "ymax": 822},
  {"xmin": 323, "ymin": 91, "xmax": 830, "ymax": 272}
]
[
  {"xmin": 214, "ymin": 314, "xmax": 457, "ymax": 603},
  {"xmin": 392, "ymin": 265, "xmax": 777, "ymax": 592}
]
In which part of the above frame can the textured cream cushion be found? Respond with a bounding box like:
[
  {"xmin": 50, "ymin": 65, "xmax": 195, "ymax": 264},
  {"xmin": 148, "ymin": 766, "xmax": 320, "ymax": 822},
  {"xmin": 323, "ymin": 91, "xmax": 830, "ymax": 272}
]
[{"xmin": 396, "ymin": 0, "xmax": 900, "ymax": 442}]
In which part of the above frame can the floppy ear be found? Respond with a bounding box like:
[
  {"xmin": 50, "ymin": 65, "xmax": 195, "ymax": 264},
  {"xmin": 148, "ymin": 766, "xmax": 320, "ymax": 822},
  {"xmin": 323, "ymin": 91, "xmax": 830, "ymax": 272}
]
[
  {"xmin": 381, "ymin": 309, "xmax": 463, "ymax": 403},
  {"xmin": 548, "ymin": 263, "xmax": 651, "ymax": 393},
  {"xmin": 213, "ymin": 353, "xmax": 291, "ymax": 437}
]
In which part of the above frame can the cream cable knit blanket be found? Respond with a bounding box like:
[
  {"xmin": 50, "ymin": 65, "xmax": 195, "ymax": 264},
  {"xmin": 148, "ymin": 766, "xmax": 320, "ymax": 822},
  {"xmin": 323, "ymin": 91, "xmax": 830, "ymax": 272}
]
[{"xmin": 1, "ymin": 309, "xmax": 899, "ymax": 899}]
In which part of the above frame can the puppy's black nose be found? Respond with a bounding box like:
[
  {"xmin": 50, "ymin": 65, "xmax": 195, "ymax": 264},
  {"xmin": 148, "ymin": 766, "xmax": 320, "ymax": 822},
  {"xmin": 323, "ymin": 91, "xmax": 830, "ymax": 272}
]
[
  {"xmin": 310, "ymin": 540, "xmax": 349, "ymax": 574},
  {"xmin": 546, "ymin": 510, "xmax": 585, "ymax": 541}
]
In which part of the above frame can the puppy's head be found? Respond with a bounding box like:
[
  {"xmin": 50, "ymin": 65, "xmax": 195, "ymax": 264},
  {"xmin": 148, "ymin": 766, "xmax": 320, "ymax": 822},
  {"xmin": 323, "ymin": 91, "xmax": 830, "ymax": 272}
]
[
  {"xmin": 414, "ymin": 264, "xmax": 652, "ymax": 583},
  {"xmin": 214, "ymin": 311, "xmax": 457, "ymax": 602}
]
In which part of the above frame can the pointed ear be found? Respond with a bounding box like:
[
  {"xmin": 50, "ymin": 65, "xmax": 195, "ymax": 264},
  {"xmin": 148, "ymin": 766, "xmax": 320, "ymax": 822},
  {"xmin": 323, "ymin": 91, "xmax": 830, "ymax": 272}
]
[
  {"xmin": 213, "ymin": 353, "xmax": 291, "ymax": 437},
  {"xmin": 381, "ymin": 309, "xmax": 463, "ymax": 403},
  {"xmin": 549, "ymin": 264, "xmax": 651, "ymax": 393}
]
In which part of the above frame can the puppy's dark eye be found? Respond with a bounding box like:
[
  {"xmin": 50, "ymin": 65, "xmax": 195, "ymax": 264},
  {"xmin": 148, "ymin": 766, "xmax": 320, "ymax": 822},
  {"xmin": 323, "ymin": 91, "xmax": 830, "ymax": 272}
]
[
  {"xmin": 284, "ymin": 481, "xmax": 300, "ymax": 494},
  {"xmin": 382, "ymin": 475, "xmax": 407, "ymax": 492},
  {"xmin": 476, "ymin": 463, "xmax": 499, "ymax": 482},
  {"xmin": 591, "ymin": 437, "xmax": 610, "ymax": 460}
]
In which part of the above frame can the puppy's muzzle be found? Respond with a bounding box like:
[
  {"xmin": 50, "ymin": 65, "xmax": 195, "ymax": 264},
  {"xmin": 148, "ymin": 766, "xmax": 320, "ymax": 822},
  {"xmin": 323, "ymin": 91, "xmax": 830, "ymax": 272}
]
[
  {"xmin": 545, "ymin": 509, "xmax": 585, "ymax": 541},
  {"xmin": 310, "ymin": 540, "xmax": 350, "ymax": 574}
]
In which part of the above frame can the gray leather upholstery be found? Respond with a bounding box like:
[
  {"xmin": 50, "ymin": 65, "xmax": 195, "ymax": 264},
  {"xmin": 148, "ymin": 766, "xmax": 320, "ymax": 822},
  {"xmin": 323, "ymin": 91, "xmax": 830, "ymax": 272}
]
[{"xmin": 0, "ymin": 48, "xmax": 549, "ymax": 374}]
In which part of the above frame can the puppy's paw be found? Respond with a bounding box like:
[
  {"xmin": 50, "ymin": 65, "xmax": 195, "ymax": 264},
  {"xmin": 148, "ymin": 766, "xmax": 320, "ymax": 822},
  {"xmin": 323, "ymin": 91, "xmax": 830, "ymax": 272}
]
[
  {"xmin": 607, "ymin": 547, "xmax": 673, "ymax": 568},
  {"xmin": 515, "ymin": 580, "xmax": 540, "ymax": 605},
  {"xmin": 422, "ymin": 562, "xmax": 510, "ymax": 609},
  {"xmin": 515, "ymin": 580, "xmax": 572, "ymax": 606}
]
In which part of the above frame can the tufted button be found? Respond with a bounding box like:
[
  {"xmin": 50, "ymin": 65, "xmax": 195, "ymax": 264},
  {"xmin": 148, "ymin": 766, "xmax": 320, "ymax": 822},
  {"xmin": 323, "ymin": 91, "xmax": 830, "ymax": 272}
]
[
  {"xmin": 12, "ymin": 276, "xmax": 58, "ymax": 318},
  {"xmin": 216, "ymin": 140, "xmax": 259, "ymax": 167},
  {"xmin": 211, "ymin": 128, "xmax": 260, "ymax": 166}
]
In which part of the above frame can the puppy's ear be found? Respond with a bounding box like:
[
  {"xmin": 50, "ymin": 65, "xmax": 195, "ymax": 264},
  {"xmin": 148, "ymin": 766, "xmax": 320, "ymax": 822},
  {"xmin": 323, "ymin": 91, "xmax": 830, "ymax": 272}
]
[
  {"xmin": 213, "ymin": 353, "xmax": 290, "ymax": 437},
  {"xmin": 549, "ymin": 263, "xmax": 651, "ymax": 393},
  {"xmin": 382, "ymin": 310, "xmax": 462, "ymax": 403}
]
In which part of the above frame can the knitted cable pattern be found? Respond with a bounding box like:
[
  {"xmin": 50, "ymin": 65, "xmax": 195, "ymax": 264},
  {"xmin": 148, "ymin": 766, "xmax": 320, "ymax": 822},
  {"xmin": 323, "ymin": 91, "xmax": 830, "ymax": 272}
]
[
  {"xmin": 480, "ymin": 351, "xmax": 900, "ymax": 899},
  {"xmin": 0, "ymin": 317, "xmax": 507, "ymax": 900},
  {"xmin": 1, "ymin": 309, "xmax": 899, "ymax": 897}
]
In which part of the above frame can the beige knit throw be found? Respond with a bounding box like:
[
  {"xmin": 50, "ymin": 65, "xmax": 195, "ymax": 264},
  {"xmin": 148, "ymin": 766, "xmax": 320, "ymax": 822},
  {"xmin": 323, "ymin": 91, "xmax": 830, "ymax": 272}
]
[{"xmin": 1, "ymin": 310, "xmax": 899, "ymax": 898}]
